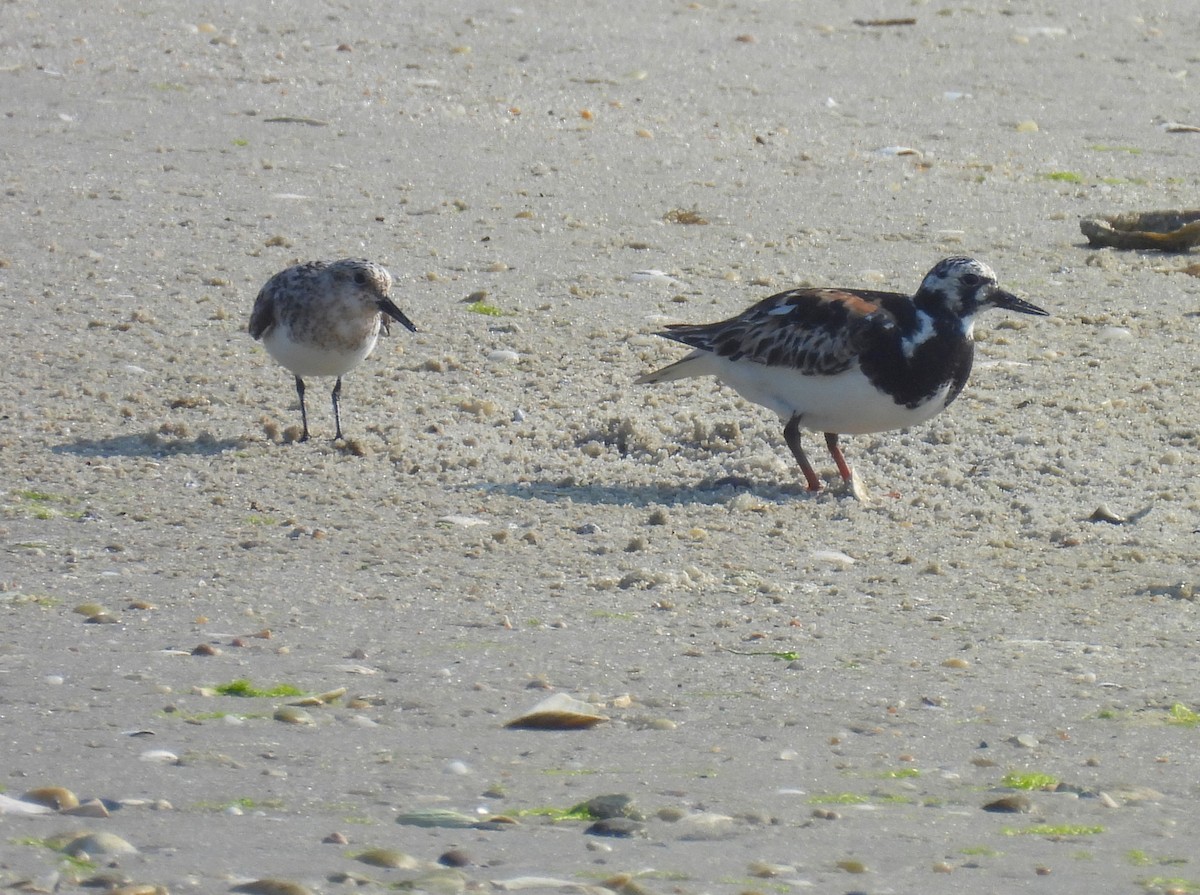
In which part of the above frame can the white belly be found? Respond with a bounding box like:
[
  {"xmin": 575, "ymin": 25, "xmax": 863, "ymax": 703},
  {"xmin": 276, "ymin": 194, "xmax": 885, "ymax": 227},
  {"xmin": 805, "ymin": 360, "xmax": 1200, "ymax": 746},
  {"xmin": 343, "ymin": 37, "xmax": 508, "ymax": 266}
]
[
  {"xmin": 704, "ymin": 354, "xmax": 951, "ymax": 435},
  {"xmin": 262, "ymin": 324, "xmax": 379, "ymax": 377}
]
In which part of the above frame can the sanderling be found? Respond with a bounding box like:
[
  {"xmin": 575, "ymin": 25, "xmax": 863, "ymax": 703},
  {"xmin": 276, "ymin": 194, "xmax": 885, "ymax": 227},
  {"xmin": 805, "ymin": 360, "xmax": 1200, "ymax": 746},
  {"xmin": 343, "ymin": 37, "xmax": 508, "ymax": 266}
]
[
  {"xmin": 637, "ymin": 257, "xmax": 1048, "ymax": 496},
  {"xmin": 249, "ymin": 258, "xmax": 417, "ymax": 441}
]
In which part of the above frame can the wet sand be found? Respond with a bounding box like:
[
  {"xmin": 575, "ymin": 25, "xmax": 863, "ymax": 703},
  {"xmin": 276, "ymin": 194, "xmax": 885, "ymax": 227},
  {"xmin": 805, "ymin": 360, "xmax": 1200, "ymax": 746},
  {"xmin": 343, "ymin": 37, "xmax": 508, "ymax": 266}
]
[{"xmin": 2, "ymin": 2, "xmax": 1200, "ymax": 893}]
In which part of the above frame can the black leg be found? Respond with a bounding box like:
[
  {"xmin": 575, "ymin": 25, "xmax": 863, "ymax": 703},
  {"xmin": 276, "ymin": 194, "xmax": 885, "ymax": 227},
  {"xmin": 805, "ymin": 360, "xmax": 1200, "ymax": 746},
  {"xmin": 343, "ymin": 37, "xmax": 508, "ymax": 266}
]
[
  {"xmin": 783, "ymin": 415, "xmax": 822, "ymax": 492},
  {"xmin": 295, "ymin": 375, "xmax": 310, "ymax": 442},
  {"xmin": 331, "ymin": 376, "xmax": 344, "ymax": 441}
]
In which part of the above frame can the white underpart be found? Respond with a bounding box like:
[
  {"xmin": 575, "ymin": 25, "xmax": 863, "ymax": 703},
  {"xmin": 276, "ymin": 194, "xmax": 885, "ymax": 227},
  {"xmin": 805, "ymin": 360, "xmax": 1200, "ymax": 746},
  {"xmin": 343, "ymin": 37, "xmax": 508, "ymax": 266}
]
[
  {"xmin": 668, "ymin": 351, "xmax": 954, "ymax": 435},
  {"xmin": 262, "ymin": 317, "xmax": 382, "ymax": 377}
]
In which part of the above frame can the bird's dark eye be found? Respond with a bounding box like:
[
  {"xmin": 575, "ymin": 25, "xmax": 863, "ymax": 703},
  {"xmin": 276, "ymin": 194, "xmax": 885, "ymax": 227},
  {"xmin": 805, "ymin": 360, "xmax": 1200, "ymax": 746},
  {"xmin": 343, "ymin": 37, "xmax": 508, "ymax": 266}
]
[
  {"xmin": 353, "ymin": 270, "xmax": 368, "ymax": 285},
  {"xmin": 961, "ymin": 273, "xmax": 981, "ymax": 287}
]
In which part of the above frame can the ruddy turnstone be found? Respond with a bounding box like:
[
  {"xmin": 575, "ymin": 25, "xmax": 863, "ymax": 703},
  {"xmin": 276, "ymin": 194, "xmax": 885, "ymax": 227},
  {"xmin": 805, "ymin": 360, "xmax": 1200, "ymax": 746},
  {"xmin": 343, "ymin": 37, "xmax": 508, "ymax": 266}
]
[
  {"xmin": 249, "ymin": 258, "xmax": 417, "ymax": 441},
  {"xmin": 636, "ymin": 257, "xmax": 1047, "ymax": 495}
]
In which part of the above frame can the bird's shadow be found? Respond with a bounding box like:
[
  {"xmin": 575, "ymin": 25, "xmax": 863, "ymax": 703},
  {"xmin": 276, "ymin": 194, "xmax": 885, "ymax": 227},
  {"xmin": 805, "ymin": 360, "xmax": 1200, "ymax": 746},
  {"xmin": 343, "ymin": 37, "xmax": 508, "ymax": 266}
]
[
  {"xmin": 461, "ymin": 476, "xmax": 825, "ymax": 508},
  {"xmin": 52, "ymin": 432, "xmax": 248, "ymax": 459}
]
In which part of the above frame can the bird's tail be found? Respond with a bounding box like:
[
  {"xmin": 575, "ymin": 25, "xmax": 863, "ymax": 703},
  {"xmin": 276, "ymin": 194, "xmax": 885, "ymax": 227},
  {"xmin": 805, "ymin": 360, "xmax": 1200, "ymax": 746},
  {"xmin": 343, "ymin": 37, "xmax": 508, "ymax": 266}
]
[{"xmin": 635, "ymin": 352, "xmax": 707, "ymax": 385}]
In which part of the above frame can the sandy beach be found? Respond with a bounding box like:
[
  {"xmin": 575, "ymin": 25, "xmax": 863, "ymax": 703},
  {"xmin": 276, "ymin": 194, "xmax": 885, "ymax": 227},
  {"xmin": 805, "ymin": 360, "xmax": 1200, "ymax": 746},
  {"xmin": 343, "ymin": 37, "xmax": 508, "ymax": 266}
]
[{"xmin": 2, "ymin": 2, "xmax": 1199, "ymax": 893}]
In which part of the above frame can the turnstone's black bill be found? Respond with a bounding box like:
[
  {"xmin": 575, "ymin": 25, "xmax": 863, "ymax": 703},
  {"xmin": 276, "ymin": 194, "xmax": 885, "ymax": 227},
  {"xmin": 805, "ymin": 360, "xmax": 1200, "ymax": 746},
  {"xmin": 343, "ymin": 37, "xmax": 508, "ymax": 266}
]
[
  {"xmin": 249, "ymin": 258, "xmax": 418, "ymax": 442},
  {"xmin": 636, "ymin": 257, "xmax": 1048, "ymax": 496}
]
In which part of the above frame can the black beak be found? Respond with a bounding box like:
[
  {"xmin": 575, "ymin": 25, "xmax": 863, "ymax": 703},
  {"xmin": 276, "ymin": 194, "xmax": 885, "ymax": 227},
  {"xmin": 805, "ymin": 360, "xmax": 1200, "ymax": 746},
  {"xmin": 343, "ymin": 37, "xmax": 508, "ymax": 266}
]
[
  {"xmin": 379, "ymin": 297, "xmax": 418, "ymax": 333},
  {"xmin": 989, "ymin": 288, "xmax": 1048, "ymax": 317}
]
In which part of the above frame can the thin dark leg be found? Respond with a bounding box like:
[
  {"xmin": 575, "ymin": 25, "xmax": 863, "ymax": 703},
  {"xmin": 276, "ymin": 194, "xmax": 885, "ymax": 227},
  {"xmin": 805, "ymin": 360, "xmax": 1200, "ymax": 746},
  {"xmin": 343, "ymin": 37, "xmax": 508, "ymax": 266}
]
[
  {"xmin": 824, "ymin": 432, "xmax": 855, "ymax": 484},
  {"xmin": 331, "ymin": 376, "xmax": 344, "ymax": 441},
  {"xmin": 295, "ymin": 375, "xmax": 311, "ymax": 442},
  {"xmin": 783, "ymin": 415, "xmax": 822, "ymax": 492}
]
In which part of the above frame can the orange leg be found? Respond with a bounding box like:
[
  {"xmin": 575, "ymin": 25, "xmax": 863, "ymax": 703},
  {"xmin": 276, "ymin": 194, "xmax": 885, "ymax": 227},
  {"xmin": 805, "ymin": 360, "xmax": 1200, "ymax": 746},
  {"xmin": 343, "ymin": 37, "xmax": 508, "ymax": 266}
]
[
  {"xmin": 783, "ymin": 416, "xmax": 823, "ymax": 492},
  {"xmin": 824, "ymin": 432, "xmax": 855, "ymax": 484}
]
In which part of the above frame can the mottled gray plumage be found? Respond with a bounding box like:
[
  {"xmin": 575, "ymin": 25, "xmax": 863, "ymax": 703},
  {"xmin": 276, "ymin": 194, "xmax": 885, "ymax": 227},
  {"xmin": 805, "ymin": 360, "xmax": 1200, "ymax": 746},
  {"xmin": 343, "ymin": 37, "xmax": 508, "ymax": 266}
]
[{"xmin": 250, "ymin": 258, "xmax": 417, "ymax": 441}]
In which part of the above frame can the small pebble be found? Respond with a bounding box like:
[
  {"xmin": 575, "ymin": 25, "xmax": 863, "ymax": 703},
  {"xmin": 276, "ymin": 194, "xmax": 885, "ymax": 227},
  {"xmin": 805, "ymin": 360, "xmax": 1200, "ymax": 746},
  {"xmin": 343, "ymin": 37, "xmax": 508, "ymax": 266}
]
[
  {"xmin": 583, "ymin": 794, "xmax": 641, "ymax": 820},
  {"xmin": 675, "ymin": 811, "xmax": 734, "ymax": 840},
  {"xmin": 273, "ymin": 706, "xmax": 314, "ymax": 725},
  {"xmin": 73, "ymin": 602, "xmax": 106, "ymax": 618},
  {"xmin": 356, "ymin": 848, "xmax": 420, "ymax": 869},
  {"xmin": 63, "ymin": 832, "xmax": 138, "ymax": 857},
  {"xmin": 230, "ymin": 881, "xmax": 314, "ymax": 895},
  {"xmin": 439, "ymin": 848, "xmax": 472, "ymax": 867},
  {"xmin": 21, "ymin": 786, "xmax": 79, "ymax": 811},
  {"xmin": 585, "ymin": 817, "xmax": 644, "ymax": 838},
  {"xmin": 748, "ymin": 862, "xmax": 797, "ymax": 878},
  {"xmin": 982, "ymin": 794, "xmax": 1032, "ymax": 813}
]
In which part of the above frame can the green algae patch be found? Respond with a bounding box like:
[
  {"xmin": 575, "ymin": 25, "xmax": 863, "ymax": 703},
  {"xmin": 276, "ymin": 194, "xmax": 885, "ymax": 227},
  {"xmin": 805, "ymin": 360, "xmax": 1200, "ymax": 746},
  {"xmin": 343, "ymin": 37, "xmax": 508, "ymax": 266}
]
[
  {"xmin": 213, "ymin": 679, "xmax": 305, "ymax": 698},
  {"xmin": 1001, "ymin": 771, "xmax": 1059, "ymax": 790}
]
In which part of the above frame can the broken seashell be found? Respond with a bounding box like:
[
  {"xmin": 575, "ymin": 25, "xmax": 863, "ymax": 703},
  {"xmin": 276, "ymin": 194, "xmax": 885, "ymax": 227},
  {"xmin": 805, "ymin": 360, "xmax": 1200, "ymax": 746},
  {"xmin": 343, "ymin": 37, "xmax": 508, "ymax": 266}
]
[
  {"xmin": 874, "ymin": 145, "xmax": 922, "ymax": 157},
  {"xmin": 62, "ymin": 799, "xmax": 110, "ymax": 818},
  {"xmin": 395, "ymin": 808, "xmax": 480, "ymax": 828},
  {"xmin": 21, "ymin": 786, "xmax": 79, "ymax": 811},
  {"xmin": 1089, "ymin": 504, "xmax": 1128, "ymax": 525},
  {"xmin": 505, "ymin": 692, "xmax": 609, "ymax": 730},
  {"xmin": 288, "ymin": 687, "xmax": 347, "ymax": 707}
]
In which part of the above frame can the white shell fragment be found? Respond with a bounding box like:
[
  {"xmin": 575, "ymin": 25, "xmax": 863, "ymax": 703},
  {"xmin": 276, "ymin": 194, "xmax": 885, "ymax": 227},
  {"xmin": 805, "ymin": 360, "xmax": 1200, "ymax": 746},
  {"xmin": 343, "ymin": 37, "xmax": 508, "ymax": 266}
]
[
  {"xmin": 395, "ymin": 808, "xmax": 481, "ymax": 828},
  {"xmin": 874, "ymin": 145, "xmax": 922, "ymax": 157},
  {"xmin": 492, "ymin": 878, "xmax": 584, "ymax": 891},
  {"xmin": 505, "ymin": 693, "xmax": 609, "ymax": 730},
  {"xmin": 629, "ymin": 270, "xmax": 686, "ymax": 289},
  {"xmin": 139, "ymin": 749, "xmax": 181, "ymax": 764},
  {"xmin": 810, "ymin": 549, "xmax": 857, "ymax": 568},
  {"xmin": 1089, "ymin": 504, "xmax": 1128, "ymax": 525},
  {"xmin": 439, "ymin": 515, "xmax": 489, "ymax": 528},
  {"xmin": 0, "ymin": 794, "xmax": 54, "ymax": 816}
]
